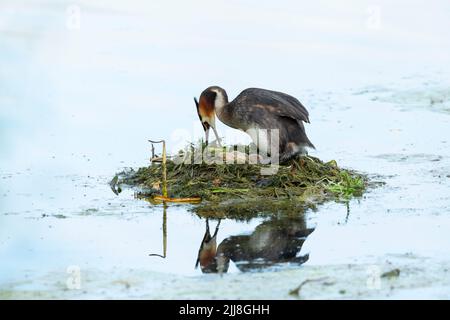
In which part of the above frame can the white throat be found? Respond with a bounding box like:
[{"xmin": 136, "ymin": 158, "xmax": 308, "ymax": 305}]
[{"xmin": 212, "ymin": 90, "xmax": 227, "ymax": 116}]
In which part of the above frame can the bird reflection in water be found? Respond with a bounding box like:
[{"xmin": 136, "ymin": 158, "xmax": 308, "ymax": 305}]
[{"xmin": 196, "ymin": 216, "xmax": 314, "ymax": 273}]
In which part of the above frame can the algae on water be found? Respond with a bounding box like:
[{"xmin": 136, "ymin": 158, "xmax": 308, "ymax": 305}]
[{"xmin": 115, "ymin": 144, "xmax": 368, "ymax": 219}]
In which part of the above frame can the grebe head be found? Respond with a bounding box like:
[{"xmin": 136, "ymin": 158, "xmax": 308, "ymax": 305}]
[{"xmin": 194, "ymin": 86, "xmax": 227, "ymax": 146}]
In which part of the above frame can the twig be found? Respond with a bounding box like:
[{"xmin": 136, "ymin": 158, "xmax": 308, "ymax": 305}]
[
  {"xmin": 149, "ymin": 139, "xmax": 167, "ymax": 197},
  {"xmin": 289, "ymin": 277, "xmax": 329, "ymax": 297},
  {"xmin": 149, "ymin": 203, "xmax": 168, "ymax": 258},
  {"xmin": 152, "ymin": 195, "xmax": 201, "ymax": 203}
]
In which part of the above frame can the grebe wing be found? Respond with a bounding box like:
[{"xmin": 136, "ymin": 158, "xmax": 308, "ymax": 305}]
[{"xmin": 236, "ymin": 88, "xmax": 310, "ymax": 123}]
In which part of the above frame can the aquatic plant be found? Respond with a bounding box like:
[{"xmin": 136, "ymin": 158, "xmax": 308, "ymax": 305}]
[{"xmin": 115, "ymin": 144, "xmax": 368, "ymax": 219}]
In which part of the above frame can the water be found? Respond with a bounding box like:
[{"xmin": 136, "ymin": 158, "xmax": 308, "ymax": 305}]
[{"xmin": 1, "ymin": 0, "xmax": 450, "ymax": 299}]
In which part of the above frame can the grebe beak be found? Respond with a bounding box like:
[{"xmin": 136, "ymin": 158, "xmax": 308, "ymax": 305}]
[
  {"xmin": 210, "ymin": 126, "xmax": 222, "ymax": 147},
  {"xmin": 205, "ymin": 126, "xmax": 210, "ymax": 146},
  {"xmin": 205, "ymin": 125, "xmax": 222, "ymax": 147}
]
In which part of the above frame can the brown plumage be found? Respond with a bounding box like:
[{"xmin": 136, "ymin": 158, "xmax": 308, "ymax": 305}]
[
  {"xmin": 194, "ymin": 90, "xmax": 222, "ymax": 146},
  {"xmin": 195, "ymin": 219, "xmax": 221, "ymax": 273}
]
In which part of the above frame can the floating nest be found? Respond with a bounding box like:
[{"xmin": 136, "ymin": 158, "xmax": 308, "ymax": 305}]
[{"xmin": 113, "ymin": 144, "xmax": 368, "ymax": 219}]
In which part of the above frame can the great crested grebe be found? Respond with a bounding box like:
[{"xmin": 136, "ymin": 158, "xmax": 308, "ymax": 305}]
[
  {"xmin": 194, "ymin": 86, "xmax": 315, "ymax": 163},
  {"xmin": 195, "ymin": 216, "xmax": 314, "ymax": 273}
]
